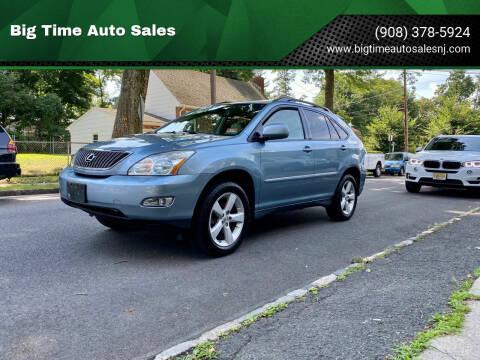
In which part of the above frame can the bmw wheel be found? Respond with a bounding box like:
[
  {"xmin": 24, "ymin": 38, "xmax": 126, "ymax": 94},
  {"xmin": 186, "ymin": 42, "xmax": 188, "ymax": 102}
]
[{"xmin": 193, "ymin": 182, "xmax": 250, "ymax": 256}]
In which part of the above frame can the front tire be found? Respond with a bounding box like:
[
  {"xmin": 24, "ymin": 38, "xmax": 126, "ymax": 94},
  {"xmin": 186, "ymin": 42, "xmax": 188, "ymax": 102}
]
[
  {"xmin": 193, "ymin": 182, "xmax": 251, "ymax": 256},
  {"xmin": 373, "ymin": 163, "xmax": 382, "ymax": 177},
  {"xmin": 326, "ymin": 174, "xmax": 358, "ymax": 221},
  {"xmin": 405, "ymin": 181, "xmax": 421, "ymax": 193}
]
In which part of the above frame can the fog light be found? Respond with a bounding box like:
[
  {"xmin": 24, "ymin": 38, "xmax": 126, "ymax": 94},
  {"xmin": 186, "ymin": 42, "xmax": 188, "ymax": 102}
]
[{"xmin": 141, "ymin": 196, "xmax": 174, "ymax": 207}]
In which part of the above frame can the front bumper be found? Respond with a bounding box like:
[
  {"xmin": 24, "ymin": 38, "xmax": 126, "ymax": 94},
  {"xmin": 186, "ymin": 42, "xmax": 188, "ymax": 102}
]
[
  {"xmin": 0, "ymin": 162, "xmax": 21, "ymax": 179},
  {"xmin": 385, "ymin": 166, "xmax": 401, "ymax": 174},
  {"xmin": 59, "ymin": 167, "xmax": 210, "ymax": 224},
  {"xmin": 405, "ymin": 164, "xmax": 480, "ymax": 188}
]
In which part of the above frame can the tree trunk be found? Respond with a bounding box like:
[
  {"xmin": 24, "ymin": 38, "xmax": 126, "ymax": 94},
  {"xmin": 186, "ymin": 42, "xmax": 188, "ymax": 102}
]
[
  {"xmin": 210, "ymin": 69, "xmax": 216, "ymax": 104},
  {"xmin": 324, "ymin": 69, "xmax": 334, "ymax": 110},
  {"xmin": 112, "ymin": 70, "xmax": 150, "ymax": 138}
]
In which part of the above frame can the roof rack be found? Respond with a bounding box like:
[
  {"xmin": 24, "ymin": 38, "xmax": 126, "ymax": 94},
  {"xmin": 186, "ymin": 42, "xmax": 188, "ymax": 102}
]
[{"xmin": 274, "ymin": 96, "xmax": 331, "ymax": 112}]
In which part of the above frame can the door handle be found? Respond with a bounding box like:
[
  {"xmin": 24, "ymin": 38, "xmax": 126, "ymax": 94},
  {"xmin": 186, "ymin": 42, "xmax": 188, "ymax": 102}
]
[
  {"xmin": 303, "ymin": 146, "xmax": 312, "ymax": 153},
  {"xmin": 340, "ymin": 145, "xmax": 347, "ymax": 151}
]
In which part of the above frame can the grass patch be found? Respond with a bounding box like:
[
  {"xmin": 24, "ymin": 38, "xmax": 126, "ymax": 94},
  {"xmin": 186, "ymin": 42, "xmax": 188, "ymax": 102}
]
[
  {"xmin": 175, "ymin": 342, "xmax": 218, "ymax": 360},
  {"xmin": 16, "ymin": 153, "xmax": 69, "ymax": 176},
  {"xmin": 0, "ymin": 183, "xmax": 58, "ymax": 192},
  {"xmin": 338, "ymin": 262, "xmax": 365, "ymax": 281},
  {"xmin": 0, "ymin": 175, "xmax": 58, "ymax": 185},
  {"xmin": 392, "ymin": 267, "xmax": 480, "ymax": 360},
  {"xmin": 219, "ymin": 302, "xmax": 288, "ymax": 340}
]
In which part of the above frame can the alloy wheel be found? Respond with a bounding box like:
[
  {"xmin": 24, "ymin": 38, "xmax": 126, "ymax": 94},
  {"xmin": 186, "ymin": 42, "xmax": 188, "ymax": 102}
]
[
  {"xmin": 209, "ymin": 192, "xmax": 245, "ymax": 247},
  {"xmin": 340, "ymin": 180, "xmax": 356, "ymax": 216}
]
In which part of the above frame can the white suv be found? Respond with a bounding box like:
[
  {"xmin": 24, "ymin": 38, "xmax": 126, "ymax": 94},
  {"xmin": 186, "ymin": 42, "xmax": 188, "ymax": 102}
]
[{"xmin": 405, "ymin": 135, "xmax": 480, "ymax": 193}]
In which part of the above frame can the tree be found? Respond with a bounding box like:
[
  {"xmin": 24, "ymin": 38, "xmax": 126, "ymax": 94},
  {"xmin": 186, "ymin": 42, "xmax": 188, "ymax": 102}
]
[
  {"xmin": 94, "ymin": 69, "xmax": 122, "ymax": 107},
  {"xmin": 437, "ymin": 70, "xmax": 475, "ymax": 102},
  {"xmin": 271, "ymin": 70, "xmax": 295, "ymax": 98},
  {"xmin": 112, "ymin": 70, "xmax": 150, "ymax": 138},
  {"xmin": 324, "ymin": 69, "xmax": 334, "ymax": 110}
]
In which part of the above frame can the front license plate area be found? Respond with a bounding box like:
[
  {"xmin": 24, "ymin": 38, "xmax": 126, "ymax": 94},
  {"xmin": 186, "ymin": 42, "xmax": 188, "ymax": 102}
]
[
  {"xmin": 433, "ymin": 173, "xmax": 447, "ymax": 181},
  {"xmin": 67, "ymin": 182, "xmax": 87, "ymax": 203}
]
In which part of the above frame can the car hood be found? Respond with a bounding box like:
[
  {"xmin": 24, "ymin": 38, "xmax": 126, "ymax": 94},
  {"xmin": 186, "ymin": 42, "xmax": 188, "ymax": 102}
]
[
  {"xmin": 416, "ymin": 150, "xmax": 480, "ymax": 161},
  {"xmin": 82, "ymin": 133, "xmax": 229, "ymax": 152}
]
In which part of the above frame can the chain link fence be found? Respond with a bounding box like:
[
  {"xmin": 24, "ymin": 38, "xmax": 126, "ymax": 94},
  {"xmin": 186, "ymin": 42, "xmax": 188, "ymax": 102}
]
[{"xmin": 15, "ymin": 141, "xmax": 89, "ymax": 176}]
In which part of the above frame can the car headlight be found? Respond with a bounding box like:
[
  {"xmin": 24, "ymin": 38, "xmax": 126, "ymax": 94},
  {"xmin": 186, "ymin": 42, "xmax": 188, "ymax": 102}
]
[
  {"xmin": 128, "ymin": 151, "xmax": 195, "ymax": 176},
  {"xmin": 409, "ymin": 158, "xmax": 423, "ymax": 165},
  {"xmin": 464, "ymin": 160, "xmax": 480, "ymax": 168}
]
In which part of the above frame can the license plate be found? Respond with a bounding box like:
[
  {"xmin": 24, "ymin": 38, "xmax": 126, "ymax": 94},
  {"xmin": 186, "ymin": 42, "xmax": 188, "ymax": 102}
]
[
  {"xmin": 433, "ymin": 173, "xmax": 447, "ymax": 181},
  {"xmin": 66, "ymin": 182, "xmax": 87, "ymax": 203}
]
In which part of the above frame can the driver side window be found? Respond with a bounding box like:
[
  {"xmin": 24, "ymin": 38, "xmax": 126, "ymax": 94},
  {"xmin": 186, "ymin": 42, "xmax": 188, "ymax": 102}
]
[{"xmin": 264, "ymin": 109, "xmax": 304, "ymax": 140}]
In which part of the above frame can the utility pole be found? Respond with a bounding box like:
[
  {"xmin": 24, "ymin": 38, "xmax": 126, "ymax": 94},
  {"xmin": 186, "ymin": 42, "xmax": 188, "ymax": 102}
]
[
  {"xmin": 403, "ymin": 69, "xmax": 408, "ymax": 152},
  {"xmin": 210, "ymin": 69, "xmax": 216, "ymax": 104}
]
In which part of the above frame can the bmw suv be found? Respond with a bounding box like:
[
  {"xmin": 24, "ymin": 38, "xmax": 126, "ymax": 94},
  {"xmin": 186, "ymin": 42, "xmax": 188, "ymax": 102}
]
[
  {"xmin": 0, "ymin": 126, "xmax": 21, "ymax": 180},
  {"xmin": 60, "ymin": 97, "xmax": 367, "ymax": 256},
  {"xmin": 406, "ymin": 135, "xmax": 480, "ymax": 192}
]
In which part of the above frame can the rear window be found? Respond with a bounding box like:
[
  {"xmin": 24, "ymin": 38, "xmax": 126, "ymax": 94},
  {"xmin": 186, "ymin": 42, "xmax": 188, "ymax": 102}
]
[{"xmin": 0, "ymin": 126, "xmax": 10, "ymax": 143}]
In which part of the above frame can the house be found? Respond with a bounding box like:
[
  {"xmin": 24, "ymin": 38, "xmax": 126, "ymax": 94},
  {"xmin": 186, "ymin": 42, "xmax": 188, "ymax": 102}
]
[
  {"xmin": 67, "ymin": 70, "xmax": 265, "ymax": 153},
  {"xmin": 67, "ymin": 107, "xmax": 166, "ymax": 153},
  {"xmin": 145, "ymin": 70, "xmax": 265, "ymax": 118}
]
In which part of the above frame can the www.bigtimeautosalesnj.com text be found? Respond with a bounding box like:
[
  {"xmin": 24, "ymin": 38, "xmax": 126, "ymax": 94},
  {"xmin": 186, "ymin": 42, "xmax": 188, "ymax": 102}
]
[{"xmin": 10, "ymin": 24, "xmax": 176, "ymax": 40}]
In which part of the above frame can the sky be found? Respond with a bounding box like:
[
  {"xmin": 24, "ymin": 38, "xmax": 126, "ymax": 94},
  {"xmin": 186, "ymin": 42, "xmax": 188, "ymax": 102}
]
[{"xmin": 262, "ymin": 70, "xmax": 480, "ymax": 102}]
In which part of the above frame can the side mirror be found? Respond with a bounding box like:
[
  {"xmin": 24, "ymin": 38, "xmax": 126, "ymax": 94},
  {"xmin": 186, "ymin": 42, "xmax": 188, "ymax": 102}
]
[
  {"xmin": 416, "ymin": 146, "xmax": 423, "ymax": 152},
  {"xmin": 261, "ymin": 123, "xmax": 289, "ymax": 141}
]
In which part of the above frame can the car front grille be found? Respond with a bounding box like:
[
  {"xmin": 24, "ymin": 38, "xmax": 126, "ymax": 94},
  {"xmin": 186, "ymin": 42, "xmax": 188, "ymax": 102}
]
[
  {"xmin": 74, "ymin": 149, "xmax": 129, "ymax": 169},
  {"xmin": 423, "ymin": 160, "xmax": 440, "ymax": 168},
  {"xmin": 442, "ymin": 161, "xmax": 462, "ymax": 170}
]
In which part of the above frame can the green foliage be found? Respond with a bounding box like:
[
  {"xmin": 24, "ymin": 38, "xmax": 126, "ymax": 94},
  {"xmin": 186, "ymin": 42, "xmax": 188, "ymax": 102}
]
[
  {"xmin": 176, "ymin": 342, "xmax": 218, "ymax": 360},
  {"xmin": 0, "ymin": 69, "xmax": 96, "ymax": 139},
  {"xmin": 392, "ymin": 275, "xmax": 480, "ymax": 360},
  {"xmin": 271, "ymin": 70, "xmax": 295, "ymax": 98},
  {"xmin": 94, "ymin": 69, "xmax": 122, "ymax": 107},
  {"xmin": 304, "ymin": 70, "xmax": 480, "ymax": 152}
]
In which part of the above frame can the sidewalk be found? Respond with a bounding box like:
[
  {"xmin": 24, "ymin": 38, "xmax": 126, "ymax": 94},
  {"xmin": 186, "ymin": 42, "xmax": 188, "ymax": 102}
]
[
  {"xmin": 209, "ymin": 211, "xmax": 480, "ymax": 359},
  {"xmin": 421, "ymin": 279, "xmax": 480, "ymax": 360}
]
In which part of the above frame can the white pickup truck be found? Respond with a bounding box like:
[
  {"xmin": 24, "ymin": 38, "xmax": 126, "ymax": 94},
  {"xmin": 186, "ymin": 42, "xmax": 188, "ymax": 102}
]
[{"xmin": 364, "ymin": 153, "xmax": 385, "ymax": 177}]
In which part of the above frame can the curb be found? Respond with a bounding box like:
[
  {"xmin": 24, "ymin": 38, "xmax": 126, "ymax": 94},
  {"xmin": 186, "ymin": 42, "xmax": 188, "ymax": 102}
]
[
  {"xmin": 0, "ymin": 188, "xmax": 59, "ymax": 197},
  {"xmin": 152, "ymin": 205, "xmax": 480, "ymax": 360}
]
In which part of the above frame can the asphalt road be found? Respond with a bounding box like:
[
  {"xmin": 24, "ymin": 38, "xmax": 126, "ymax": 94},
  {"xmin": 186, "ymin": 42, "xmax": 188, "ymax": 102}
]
[
  {"xmin": 1, "ymin": 177, "xmax": 479, "ymax": 360},
  {"xmin": 216, "ymin": 203, "xmax": 480, "ymax": 359}
]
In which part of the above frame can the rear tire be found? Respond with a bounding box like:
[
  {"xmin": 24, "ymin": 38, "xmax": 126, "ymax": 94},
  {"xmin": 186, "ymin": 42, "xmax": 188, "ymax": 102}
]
[
  {"xmin": 96, "ymin": 215, "xmax": 137, "ymax": 230},
  {"xmin": 326, "ymin": 174, "xmax": 358, "ymax": 221},
  {"xmin": 373, "ymin": 163, "xmax": 382, "ymax": 177},
  {"xmin": 405, "ymin": 181, "xmax": 421, "ymax": 193},
  {"xmin": 398, "ymin": 167, "xmax": 405, "ymax": 176},
  {"xmin": 193, "ymin": 182, "xmax": 251, "ymax": 257}
]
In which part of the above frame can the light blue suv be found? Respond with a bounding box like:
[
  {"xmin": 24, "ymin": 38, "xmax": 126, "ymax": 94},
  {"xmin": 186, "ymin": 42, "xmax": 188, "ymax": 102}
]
[{"xmin": 60, "ymin": 97, "xmax": 366, "ymax": 256}]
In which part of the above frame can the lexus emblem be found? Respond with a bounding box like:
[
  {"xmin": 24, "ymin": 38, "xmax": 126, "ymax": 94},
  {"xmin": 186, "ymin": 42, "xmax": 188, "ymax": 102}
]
[{"xmin": 85, "ymin": 153, "xmax": 96, "ymax": 162}]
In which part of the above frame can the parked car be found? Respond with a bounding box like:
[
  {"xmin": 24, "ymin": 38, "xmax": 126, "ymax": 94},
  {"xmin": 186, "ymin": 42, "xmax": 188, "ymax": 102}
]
[
  {"xmin": 405, "ymin": 135, "xmax": 480, "ymax": 193},
  {"xmin": 60, "ymin": 97, "xmax": 367, "ymax": 256},
  {"xmin": 384, "ymin": 152, "xmax": 413, "ymax": 176},
  {"xmin": 0, "ymin": 126, "xmax": 21, "ymax": 180},
  {"xmin": 364, "ymin": 153, "xmax": 385, "ymax": 177}
]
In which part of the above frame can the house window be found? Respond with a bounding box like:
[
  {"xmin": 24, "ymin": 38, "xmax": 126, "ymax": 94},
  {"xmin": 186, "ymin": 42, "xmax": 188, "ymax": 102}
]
[{"xmin": 93, "ymin": 134, "xmax": 99, "ymax": 142}]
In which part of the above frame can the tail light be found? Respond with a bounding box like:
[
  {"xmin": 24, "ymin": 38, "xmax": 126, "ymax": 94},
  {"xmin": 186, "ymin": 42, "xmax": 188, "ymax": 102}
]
[{"xmin": 7, "ymin": 140, "xmax": 16, "ymax": 153}]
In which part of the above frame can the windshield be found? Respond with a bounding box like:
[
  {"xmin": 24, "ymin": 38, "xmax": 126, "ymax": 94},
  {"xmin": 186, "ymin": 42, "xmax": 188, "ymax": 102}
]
[
  {"xmin": 156, "ymin": 103, "xmax": 266, "ymax": 136},
  {"xmin": 385, "ymin": 153, "xmax": 404, "ymax": 161},
  {"xmin": 424, "ymin": 137, "xmax": 480, "ymax": 151}
]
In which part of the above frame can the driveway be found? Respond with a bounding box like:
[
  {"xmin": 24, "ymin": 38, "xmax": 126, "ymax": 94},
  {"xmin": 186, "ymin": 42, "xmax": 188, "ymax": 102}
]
[{"xmin": 0, "ymin": 177, "xmax": 479, "ymax": 360}]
